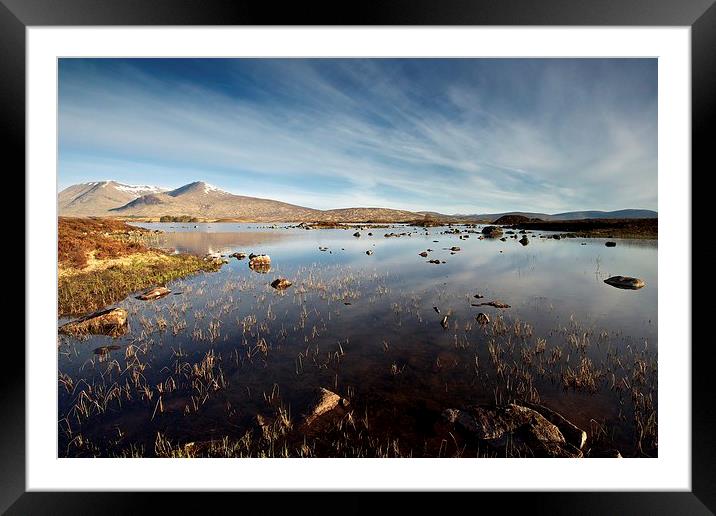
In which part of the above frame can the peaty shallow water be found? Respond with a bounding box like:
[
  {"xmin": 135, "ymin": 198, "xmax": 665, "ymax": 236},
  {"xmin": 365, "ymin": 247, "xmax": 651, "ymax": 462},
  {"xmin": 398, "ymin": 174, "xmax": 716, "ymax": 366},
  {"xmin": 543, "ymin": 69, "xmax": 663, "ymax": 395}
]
[{"xmin": 58, "ymin": 223, "xmax": 657, "ymax": 457}]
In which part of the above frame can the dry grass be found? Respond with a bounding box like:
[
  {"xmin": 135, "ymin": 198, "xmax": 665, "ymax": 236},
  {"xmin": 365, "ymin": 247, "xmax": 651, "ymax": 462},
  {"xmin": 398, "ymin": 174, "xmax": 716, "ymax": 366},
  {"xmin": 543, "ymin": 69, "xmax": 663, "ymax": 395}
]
[{"xmin": 57, "ymin": 217, "xmax": 220, "ymax": 316}]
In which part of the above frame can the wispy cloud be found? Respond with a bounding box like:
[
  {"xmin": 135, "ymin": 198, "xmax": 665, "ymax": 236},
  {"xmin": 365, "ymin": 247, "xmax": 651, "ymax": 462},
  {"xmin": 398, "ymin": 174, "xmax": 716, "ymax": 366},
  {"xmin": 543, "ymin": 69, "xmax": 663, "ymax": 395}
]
[{"xmin": 59, "ymin": 58, "xmax": 657, "ymax": 213}]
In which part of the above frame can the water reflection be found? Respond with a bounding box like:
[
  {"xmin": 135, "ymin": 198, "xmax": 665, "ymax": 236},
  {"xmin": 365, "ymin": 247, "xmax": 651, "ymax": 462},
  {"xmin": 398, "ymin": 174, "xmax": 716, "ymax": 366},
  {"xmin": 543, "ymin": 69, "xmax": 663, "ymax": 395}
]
[{"xmin": 58, "ymin": 223, "xmax": 658, "ymax": 457}]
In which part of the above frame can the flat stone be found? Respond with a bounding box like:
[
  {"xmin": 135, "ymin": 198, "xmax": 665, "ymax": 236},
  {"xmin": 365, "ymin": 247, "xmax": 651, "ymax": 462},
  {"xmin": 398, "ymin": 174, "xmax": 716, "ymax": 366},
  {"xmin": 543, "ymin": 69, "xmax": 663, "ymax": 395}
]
[
  {"xmin": 604, "ymin": 276, "xmax": 645, "ymax": 290},
  {"xmin": 59, "ymin": 307, "xmax": 129, "ymax": 337}
]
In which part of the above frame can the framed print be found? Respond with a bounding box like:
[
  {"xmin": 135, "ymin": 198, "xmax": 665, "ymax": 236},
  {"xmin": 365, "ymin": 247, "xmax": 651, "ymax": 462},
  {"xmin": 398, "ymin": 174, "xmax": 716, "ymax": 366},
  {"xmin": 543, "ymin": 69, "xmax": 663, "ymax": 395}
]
[{"xmin": 6, "ymin": 0, "xmax": 711, "ymax": 513}]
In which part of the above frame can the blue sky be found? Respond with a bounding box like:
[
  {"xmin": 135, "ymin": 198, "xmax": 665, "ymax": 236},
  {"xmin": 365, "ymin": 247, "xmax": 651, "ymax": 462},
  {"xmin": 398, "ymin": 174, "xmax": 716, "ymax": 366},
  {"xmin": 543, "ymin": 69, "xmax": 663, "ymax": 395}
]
[{"xmin": 58, "ymin": 58, "xmax": 657, "ymax": 214}]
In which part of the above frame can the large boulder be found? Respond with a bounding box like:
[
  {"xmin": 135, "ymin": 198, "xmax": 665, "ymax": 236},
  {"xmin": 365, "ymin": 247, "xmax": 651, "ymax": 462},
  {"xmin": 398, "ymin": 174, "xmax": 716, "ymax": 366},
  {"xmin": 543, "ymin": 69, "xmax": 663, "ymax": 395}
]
[
  {"xmin": 442, "ymin": 403, "xmax": 583, "ymax": 458},
  {"xmin": 298, "ymin": 388, "xmax": 350, "ymax": 436},
  {"xmin": 604, "ymin": 276, "xmax": 645, "ymax": 290},
  {"xmin": 249, "ymin": 254, "xmax": 271, "ymax": 273},
  {"xmin": 59, "ymin": 307, "xmax": 129, "ymax": 337},
  {"xmin": 481, "ymin": 226, "xmax": 503, "ymax": 238},
  {"xmin": 523, "ymin": 401, "xmax": 587, "ymax": 450}
]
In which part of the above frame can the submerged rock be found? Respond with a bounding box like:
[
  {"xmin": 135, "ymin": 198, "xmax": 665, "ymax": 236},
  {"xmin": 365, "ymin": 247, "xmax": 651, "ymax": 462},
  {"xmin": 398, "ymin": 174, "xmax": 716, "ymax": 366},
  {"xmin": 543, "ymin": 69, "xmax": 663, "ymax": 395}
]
[
  {"xmin": 475, "ymin": 301, "xmax": 511, "ymax": 308},
  {"xmin": 604, "ymin": 276, "xmax": 645, "ymax": 290},
  {"xmin": 270, "ymin": 278, "xmax": 292, "ymax": 290},
  {"xmin": 93, "ymin": 344, "xmax": 122, "ymax": 355},
  {"xmin": 299, "ymin": 388, "xmax": 350, "ymax": 436},
  {"xmin": 137, "ymin": 286, "xmax": 171, "ymax": 300},
  {"xmin": 59, "ymin": 307, "xmax": 129, "ymax": 337}
]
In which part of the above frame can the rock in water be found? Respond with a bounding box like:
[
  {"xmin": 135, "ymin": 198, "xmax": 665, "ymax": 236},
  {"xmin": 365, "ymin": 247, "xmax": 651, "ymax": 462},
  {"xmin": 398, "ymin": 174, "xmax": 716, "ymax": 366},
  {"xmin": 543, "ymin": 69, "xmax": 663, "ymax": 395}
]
[
  {"xmin": 299, "ymin": 388, "xmax": 350, "ymax": 436},
  {"xmin": 440, "ymin": 315, "xmax": 449, "ymax": 329},
  {"xmin": 137, "ymin": 286, "xmax": 171, "ymax": 300},
  {"xmin": 442, "ymin": 404, "xmax": 582, "ymax": 458},
  {"xmin": 476, "ymin": 312, "xmax": 490, "ymax": 325},
  {"xmin": 419, "ymin": 251, "xmax": 428, "ymax": 257},
  {"xmin": 270, "ymin": 278, "xmax": 292, "ymax": 290},
  {"xmin": 366, "ymin": 250, "xmax": 373, "ymax": 255},
  {"xmin": 519, "ymin": 236, "xmax": 529, "ymax": 246},
  {"xmin": 605, "ymin": 241, "xmax": 617, "ymax": 247},
  {"xmin": 450, "ymin": 246, "xmax": 461, "ymax": 252},
  {"xmin": 230, "ymin": 252, "xmax": 247, "ymax": 259},
  {"xmin": 353, "ymin": 232, "xmax": 361, "ymax": 237},
  {"xmin": 523, "ymin": 401, "xmax": 587, "ymax": 450},
  {"xmin": 59, "ymin": 307, "xmax": 129, "ymax": 337},
  {"xmin": 476, "ymin": 301, "xmax": 511, "ymax": 308},
  {"xmin": 249, "ymin": 254, "xmax": 271, "ymax": 273},
  {"xmin": 604, "ymin": 276, "xmax": 645, "ymax": 290},
  {"xmin": 481, "ymin": 226, "xmax": 503, "ymax": 238}
]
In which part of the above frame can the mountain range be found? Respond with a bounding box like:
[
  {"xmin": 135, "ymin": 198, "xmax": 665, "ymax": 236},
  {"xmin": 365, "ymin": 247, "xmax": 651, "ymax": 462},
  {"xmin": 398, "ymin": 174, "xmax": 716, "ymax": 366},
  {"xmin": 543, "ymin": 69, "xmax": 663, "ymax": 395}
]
[{"xmin": 58, "ymin": 180, "xmax": 657, "ymax": 222}]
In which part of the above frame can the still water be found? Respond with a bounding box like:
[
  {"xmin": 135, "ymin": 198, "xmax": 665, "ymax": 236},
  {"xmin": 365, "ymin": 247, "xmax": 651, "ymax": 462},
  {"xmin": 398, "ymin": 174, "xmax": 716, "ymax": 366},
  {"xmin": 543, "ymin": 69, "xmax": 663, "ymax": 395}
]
[{"xmin": 58, "ymin": 223, "xmax": 657, "ymax": 457}]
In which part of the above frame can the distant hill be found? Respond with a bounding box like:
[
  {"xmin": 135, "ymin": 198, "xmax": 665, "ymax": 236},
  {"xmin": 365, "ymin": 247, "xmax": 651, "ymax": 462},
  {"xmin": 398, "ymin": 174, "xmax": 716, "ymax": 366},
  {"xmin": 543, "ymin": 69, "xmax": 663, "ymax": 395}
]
[
  {"xmin": 58, "ymin": 180, "xmax": 657, "ymax": 223},
  {"xmin": 109, "ymin": 181, "xmax": 322, "ymax": 221},
  {"xmin": 59, "ymin": 180, "xmax": 424, "ymax": 222},
  {"xmin": 58, "ymin": 181, "xmax": 166, "ymax": 217},
  {"xmin": 460, "ymin": 209, "xmax": 657, "ymax": 223}
]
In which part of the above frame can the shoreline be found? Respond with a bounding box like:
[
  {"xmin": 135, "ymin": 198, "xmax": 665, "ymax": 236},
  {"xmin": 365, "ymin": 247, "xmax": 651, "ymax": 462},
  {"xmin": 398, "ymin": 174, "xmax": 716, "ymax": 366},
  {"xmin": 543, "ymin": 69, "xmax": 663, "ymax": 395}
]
[{"xmin": 58, "ymin": 217, "xmax": 221, "ymax": 317}]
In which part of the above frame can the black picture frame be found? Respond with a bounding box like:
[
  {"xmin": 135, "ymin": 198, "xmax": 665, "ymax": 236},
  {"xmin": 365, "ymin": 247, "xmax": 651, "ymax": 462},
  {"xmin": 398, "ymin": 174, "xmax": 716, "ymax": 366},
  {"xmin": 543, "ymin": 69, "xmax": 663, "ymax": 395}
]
[{"xmin": 5, "ymin": 0, "xmax": 709, "ymax": 513}]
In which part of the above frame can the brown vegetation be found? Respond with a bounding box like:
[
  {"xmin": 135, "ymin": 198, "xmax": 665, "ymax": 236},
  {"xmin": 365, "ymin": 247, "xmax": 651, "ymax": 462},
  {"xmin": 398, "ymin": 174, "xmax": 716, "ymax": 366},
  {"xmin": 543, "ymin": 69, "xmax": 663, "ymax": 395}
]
[
  {"xmin": 58, "ymin": 217, "xmax": 152, "ymax": 269},
  {"xmin": 58, "ymin": 217, "xmax": 220, "ymax": 316}
]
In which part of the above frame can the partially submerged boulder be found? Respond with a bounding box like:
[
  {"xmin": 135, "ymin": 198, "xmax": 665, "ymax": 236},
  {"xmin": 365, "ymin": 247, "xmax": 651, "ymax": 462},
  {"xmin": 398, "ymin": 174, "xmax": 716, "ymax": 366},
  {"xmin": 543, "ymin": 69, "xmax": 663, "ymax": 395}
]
[
  {"xmin": 442, "ymin": 403, "xmax": 583, "ymax": 458},
  {"xmin": 519, "ymin": 236, "xmax": 529, "ymax": 246},
  {"xmin": 137, "ymin": 286, "xmax": 171, "ymax": 300},
  {"xmin": 230, "ymin": 252, "xmax": 247, "ymax": 259},
  {"xmin": 298, "ymin": 388, "xmax": 350, "ymax": 436},
  {"xmin": 249, "ymin": 254, "xmax": 271, "ymax": 273},
  {"xmin": 59, "ymin": 307, "xmax": 128, "ymax": 337},
  {"xmin": 476, "ymin": 312, "xmax": 490, "ymax": 325},
  {"xmin": 203, "ymin": 252, "xmax": 228, "ymax": 265},
  {"xmin": 523, "ymin": 401, "xmax": 587, "ymax": 450},
  {"xmin": 604, "ymin": 276, "xmax": 645, "ymax": 290},
  {"xmin": 270, "ymin": 278, "xmax": 293, "ymax": 290},
  {"xmin": 605, "ymin": 241, "xmax": 617, "ymax": 247},
  {"xmin": 482, "ymin": 226, "xmax": 503, "ymax": 238}
]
